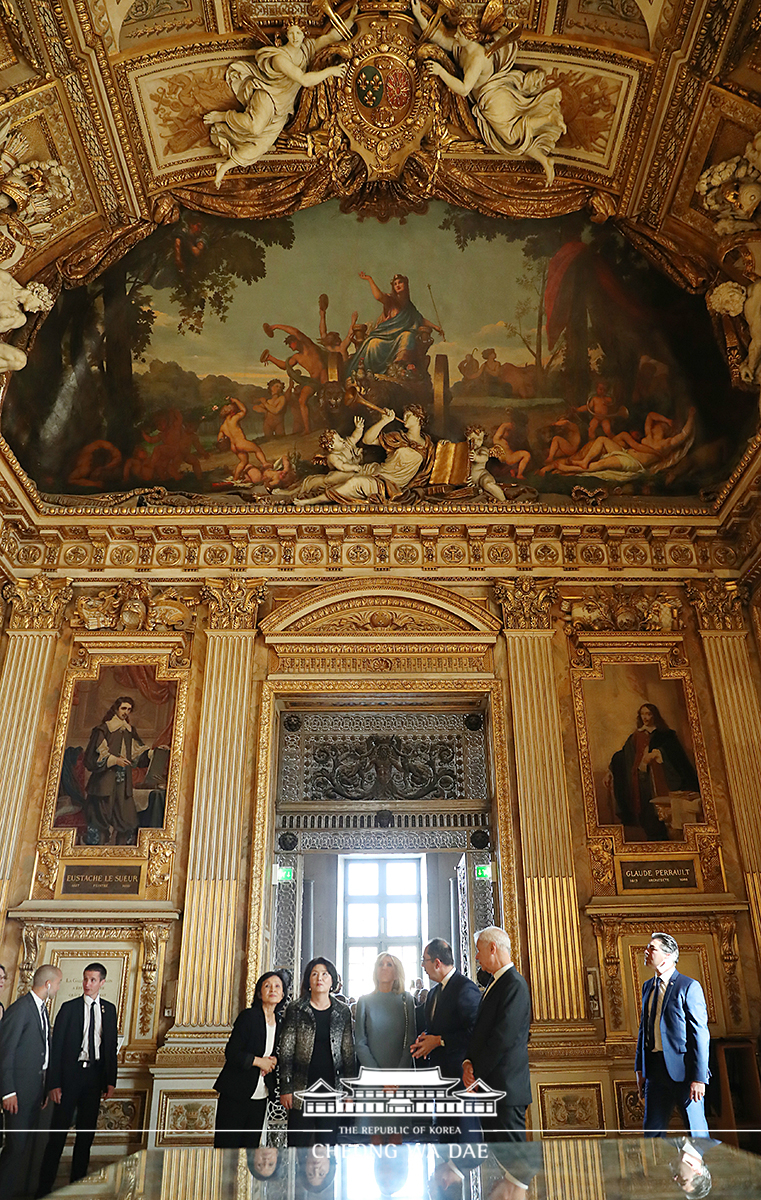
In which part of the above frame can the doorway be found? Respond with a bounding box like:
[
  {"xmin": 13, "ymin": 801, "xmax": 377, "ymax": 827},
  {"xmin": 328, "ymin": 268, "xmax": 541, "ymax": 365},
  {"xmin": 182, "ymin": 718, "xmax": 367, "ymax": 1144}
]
[{"xmin": 269, "ymin": 706, "xmax": 497, "ymax": 993}]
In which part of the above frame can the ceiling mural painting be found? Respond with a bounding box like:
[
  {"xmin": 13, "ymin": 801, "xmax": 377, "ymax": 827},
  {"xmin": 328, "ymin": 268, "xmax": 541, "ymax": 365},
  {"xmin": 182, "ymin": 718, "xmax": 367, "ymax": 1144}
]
[
  {"xmin": 0, "ymin": 0, "xmax": 759, "ymax": 529},
  {"xmin": 3, "ymin": 200, "xmax": 756, "ymax": 509}
]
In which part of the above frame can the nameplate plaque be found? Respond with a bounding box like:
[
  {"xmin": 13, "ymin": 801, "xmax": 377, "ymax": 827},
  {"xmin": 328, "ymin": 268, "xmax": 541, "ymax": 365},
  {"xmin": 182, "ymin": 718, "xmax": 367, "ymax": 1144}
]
[
  {"xmin": 62, "ymin": 865, "xmax": 141, "ymax": 895},
  {"xmin": 618, "ymin": 859, "xmax": 697, "ymax": 891}
]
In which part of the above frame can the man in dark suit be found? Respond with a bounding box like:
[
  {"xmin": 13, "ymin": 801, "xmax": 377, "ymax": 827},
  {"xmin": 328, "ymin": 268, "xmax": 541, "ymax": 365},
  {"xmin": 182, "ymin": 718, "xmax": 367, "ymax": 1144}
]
[
  {"xmin": 0, "ymin": 964, "xmax": 62, "ymax": 1200},
  {"xmin": 635, "ymin": 931, "xmax": 710, "ymax": 1138},
  {"xmin": 36, "ymin": 963, "xmax": 118, "ymax": 1196},
  {"xmin": 463, "ymin": 926, "xmax": 532, "ymax": 1142},
  {"xmin": 410, "ymin": 938, "xmax": 481, "ymax": 1082}
]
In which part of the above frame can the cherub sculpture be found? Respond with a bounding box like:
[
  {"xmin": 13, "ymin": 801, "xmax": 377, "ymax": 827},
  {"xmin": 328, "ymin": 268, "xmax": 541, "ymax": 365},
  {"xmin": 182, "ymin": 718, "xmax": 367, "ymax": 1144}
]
[
  {"xmin": 696, "ymin": 131, "xmax": 761, "ymax": 236},
  {"xmin": 204, "ymin": 12, "xmax": 357, "ymax": 187},
  {"xmin": 0, "ymin": 268, "xmax": 52, "ymax": 371},
  {"xmin": 411, "ymin": 0, "xmax": 565, "ymax": 186},
  {"xmin": 466, "ymin": 425, "xmax": 509, "ymax": 502},
  {"xmin": 0, "ymin": 119, "xmax": 73, "ymax": 268}
]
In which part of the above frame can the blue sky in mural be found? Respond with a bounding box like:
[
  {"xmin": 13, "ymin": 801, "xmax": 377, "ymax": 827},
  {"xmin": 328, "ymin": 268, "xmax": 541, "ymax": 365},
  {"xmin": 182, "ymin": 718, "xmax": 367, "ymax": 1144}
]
[{"xmin": 145, "ymin": 200, "xmax": 528, "ymax": 386}]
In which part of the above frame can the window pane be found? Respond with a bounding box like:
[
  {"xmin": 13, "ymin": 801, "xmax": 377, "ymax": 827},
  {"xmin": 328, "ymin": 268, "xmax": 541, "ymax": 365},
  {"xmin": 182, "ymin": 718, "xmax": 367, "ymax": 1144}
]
[
  {"xmin": 385, "ymin": 860, "xmax": 418, "ymax": 896},
  {"xmin": 387, "ymin": 944, "xmax": 421, "ymax": 993},
  {"xmin": 346, "ymin": 945, "xmax": 379, "ymax": 1000},
  {"xmin": 347, "ymin": 861, "xmax": 378, "ymax": 896},
  {"xmin": 347, "ymin": 902, "xmax": 379, "ymax": 938},
  {"xmin": 386, "ymin": 903, "xmax": 418, "ymax": 937}
]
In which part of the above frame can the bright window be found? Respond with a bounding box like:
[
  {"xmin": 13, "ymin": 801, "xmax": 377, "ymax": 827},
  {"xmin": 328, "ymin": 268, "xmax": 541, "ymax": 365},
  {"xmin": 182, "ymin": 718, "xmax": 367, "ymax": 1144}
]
[{"xmin": 341, "ymin": 857, "xmax": 423, "ymax": 1001}]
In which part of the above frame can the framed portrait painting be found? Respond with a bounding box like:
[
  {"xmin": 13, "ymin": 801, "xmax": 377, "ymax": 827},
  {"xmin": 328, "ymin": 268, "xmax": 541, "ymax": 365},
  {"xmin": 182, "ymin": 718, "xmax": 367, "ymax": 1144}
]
[{"xmin": 572, "ymin": 647, "xmax": 715, "ymax": 851}]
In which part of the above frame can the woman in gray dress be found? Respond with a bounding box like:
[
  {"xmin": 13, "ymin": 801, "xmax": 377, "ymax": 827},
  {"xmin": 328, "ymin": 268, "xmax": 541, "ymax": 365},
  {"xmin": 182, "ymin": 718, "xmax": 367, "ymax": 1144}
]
[{"xmin": 355, "ymin": 954, "xmax": 415, "ymax": 1069}]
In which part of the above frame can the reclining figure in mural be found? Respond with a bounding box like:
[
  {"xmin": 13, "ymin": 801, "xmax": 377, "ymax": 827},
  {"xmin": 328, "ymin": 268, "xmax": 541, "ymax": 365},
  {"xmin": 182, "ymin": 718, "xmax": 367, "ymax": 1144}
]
[
  {"xmin": 411, "ymin": 0, "xmax": 565, "ymax": 186},
  {"xmin": 204, "ymin": 14, "xmax": 357, "ymax": 188},
  {"xmin": 292, "ymin": 405, "xmax": 435, "ymax": 505}
]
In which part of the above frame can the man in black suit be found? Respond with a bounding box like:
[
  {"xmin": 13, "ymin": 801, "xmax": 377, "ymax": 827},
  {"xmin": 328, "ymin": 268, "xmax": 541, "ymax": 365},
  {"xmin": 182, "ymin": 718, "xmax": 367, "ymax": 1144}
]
[
  {"xmin": 463, "ymin": 926, "xmax": 532, "ymax": 1142},
  {"xmin": 0, "ymin": 964, "xmax": 62, "ymax": 1200},
  {"xmin": 36, "ymin": 963, "xmax": 118, "ymax": 1196},
  {"xmin": 410, "ymin": 938, "xmax": 481, "ymax": 1081}
]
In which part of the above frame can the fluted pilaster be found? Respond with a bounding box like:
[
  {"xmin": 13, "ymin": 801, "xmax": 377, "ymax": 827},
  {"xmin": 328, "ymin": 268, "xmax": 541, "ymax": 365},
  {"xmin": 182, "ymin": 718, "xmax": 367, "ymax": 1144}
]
[
  {"xmin": 0, "ymin": 577, "xmax": 71, "ymax": 925},
  {"xmin": 503, "ymin": 630, "xmax": 588, "ymax": 1022},
  {"xmin": 0, "ymin": 632, "xmax": 58, "ymax": 923},
  {"xmin": 171, "ymin": 631, "xmax": 257, "ymax": 1037}
]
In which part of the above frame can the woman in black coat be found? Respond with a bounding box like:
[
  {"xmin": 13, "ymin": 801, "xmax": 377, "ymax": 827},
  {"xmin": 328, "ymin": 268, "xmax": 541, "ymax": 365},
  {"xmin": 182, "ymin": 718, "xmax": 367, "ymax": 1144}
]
[
  {"xmin": 214, "ymin": 969, "xmax": 289, "ymax": 1148},
  {"xmin": 279, "ymin": 957, "xmax": 355, "ymax": 1147}
]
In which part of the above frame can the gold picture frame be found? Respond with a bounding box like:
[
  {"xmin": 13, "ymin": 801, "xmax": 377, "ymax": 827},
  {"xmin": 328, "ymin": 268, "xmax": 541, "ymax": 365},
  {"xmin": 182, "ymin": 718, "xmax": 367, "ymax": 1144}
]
[
  {"xmin": 34, "ymin": 638, "xmax": 190, "ymax": 900},
  {"xmin": 571, "ymin": 639, "xmax": 722, "ymax": 893}
]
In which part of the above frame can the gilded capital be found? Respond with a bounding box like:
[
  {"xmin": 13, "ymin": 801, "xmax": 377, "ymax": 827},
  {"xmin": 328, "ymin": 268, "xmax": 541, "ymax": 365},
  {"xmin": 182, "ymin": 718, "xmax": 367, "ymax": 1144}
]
[
  {"xmin": 202, "ymin": 578, "xmax": 267, "ymax": 631},
  {"xmin": 2, "ymin": 576, "xmax": 72, "ymax": 632},
  {"xmin": 685, "ymin": 579, "xmax": 747, "ymax": 631},
  {"xmin": 494, "ymin": 579, "xmax": 558, "ymax": 631}
]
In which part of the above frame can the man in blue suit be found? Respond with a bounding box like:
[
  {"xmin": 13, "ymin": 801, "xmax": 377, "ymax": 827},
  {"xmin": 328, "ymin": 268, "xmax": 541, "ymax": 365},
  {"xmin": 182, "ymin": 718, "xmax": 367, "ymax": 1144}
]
[{"xmin": 635, "ymin": 931, "xmax": 710, "ymax": 1138}]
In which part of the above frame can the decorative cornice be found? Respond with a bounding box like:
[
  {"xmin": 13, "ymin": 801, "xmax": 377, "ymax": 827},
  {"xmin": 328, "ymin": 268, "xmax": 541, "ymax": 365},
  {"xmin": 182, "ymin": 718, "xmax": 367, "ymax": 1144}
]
[
  {"xmin": 1, "ymin": 576, "xmax": 72, "ymax": 631},
  {"xmin": 494, "ymin": 579, "xmax": 558, "ymax": 631},
  {"xmin": 201, "ymin": 578, "xmax": 267, "ymax": 631},
  {"xmin": 686, "ymin": 579, "xmax": 747, "ymax": 631}
]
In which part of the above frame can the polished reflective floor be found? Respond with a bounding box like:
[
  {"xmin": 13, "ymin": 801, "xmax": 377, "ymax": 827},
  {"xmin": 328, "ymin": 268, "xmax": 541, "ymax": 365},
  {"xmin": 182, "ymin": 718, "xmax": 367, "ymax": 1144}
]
[{"xmin": 49, "ymin": 1138, "xmax": 761, "ymax": 1199}]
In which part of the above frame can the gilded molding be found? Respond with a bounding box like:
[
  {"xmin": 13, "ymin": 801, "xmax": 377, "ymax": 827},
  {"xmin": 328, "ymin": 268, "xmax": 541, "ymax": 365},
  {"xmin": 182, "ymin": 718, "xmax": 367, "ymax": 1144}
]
[
  {"xmin": 560, "ymin": 585, "xmax": 682, "ymax": 634},
  {"xmin": 1, "ymin": 575, "xmax": 72, "ymax": 631},
  {"xmin": 495, "ymin": 578, "xmax": 558, "ymax": 630},
  {"xmin": 686, "ymin": 579, "xmax": 747, "ymax": 630},
  {"xmin": 202, "ymin": 578, "xmax": 267, "ymax": 631},
  {"xmin": 590, "ymin": 915, "xmax": 624, "ymax": 1030},
  {"xmin": 138, "ymin": 921, "xmax": 171, "ymax": 1037},
  {"xmin": 710, "ymin": 913, "xmax": 743, "ymax": 1026},
  {"xmin": 247, "ymin": 676, "xmax": 520, "ymax": 1001},
  {"xmin": 71, "ymin": 582, "xmax": 197, "ymax": 633}
]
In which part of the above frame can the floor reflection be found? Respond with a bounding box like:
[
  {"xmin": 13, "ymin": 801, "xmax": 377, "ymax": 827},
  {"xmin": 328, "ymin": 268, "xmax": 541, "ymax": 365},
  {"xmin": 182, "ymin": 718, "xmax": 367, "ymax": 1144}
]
[{"xmin": 50, "ymin": 1138, "xmax": 761, "ymax": 1199}]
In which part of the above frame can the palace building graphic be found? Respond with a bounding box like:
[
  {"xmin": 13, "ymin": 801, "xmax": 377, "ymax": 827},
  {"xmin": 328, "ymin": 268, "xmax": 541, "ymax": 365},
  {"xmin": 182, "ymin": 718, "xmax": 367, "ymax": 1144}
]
[{"xmin": 297, "ymin": 1068, "xmax": 505, "ymax": 1119}]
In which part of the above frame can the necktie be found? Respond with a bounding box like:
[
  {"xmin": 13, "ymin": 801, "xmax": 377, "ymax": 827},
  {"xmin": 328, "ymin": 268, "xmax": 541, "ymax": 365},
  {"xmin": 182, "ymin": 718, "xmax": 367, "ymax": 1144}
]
[
  {"xmin": 647, "ymin": 978, "xmax": 662, "ymax": 1050},
  {"xmin": 430, "ymin": 988, "xmax": 438, "ymax": 1021},
  {"xmin": 87, "ymin": 1001, "xmax": 97, "ymax": 1061}
]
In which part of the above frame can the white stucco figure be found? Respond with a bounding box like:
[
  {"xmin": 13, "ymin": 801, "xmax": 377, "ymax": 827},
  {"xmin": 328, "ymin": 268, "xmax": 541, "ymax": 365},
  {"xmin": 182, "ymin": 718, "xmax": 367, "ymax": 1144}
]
[
  {"xmin": 204, "ymin": 16, "xmax": 356, "ymax": 188},
  {"xmin": 707, "ymin": 279, "xmax": 761, "ymax": 398},
  {"xmin": 696, "ymin": 131, "xmax": 761, "ymax": 236},
  {"xmin": 411, "ymin": 0, "xmax": 565, "ymax": 186},
  {"xmin": 0, "ymin": 269, "xmax": 52, "ymax": 371}
]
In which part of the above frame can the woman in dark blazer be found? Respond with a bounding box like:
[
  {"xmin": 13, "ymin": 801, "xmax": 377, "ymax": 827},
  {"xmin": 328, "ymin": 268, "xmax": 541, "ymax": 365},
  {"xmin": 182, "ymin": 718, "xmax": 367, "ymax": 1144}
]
[
  {"xmin": 214, "ymin": 969, "xmax": 289, "ymax": 1148},
  {"xmin": 279, "ymin": 957, "xmax": 355, "ymax": 1147}
]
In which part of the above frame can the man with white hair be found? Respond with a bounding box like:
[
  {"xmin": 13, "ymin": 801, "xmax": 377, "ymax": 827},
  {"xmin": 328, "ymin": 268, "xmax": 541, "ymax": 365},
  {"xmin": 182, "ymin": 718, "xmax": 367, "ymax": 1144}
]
[{"xmin": 462, "ymin": 926, "xmax": 532, "ymax": 1142}]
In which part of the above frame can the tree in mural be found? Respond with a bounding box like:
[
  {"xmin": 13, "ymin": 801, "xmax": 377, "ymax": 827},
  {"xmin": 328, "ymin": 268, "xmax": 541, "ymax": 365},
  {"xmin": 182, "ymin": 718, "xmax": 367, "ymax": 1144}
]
[{"xmin": 5, "ymin": 212, "xmax": 294, "ymax": 490}]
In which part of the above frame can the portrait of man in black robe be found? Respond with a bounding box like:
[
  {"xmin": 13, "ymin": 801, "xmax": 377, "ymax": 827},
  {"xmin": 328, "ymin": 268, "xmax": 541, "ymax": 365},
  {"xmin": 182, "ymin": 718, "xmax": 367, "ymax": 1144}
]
[{"xmin": 603, "ymin": 702, "xmax": 701, "ymax": 841}]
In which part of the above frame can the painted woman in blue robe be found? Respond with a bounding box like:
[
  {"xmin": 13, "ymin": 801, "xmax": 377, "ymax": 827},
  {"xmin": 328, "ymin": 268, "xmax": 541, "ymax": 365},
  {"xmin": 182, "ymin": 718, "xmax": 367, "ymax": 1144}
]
[{"xmin": 346, "ymin": 273, "xmax": 443, "ymax": 378}]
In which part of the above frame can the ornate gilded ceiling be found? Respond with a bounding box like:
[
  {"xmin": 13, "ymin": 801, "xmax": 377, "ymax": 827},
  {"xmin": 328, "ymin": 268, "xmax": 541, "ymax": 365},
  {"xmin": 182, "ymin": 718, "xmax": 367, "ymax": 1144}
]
[{"xmin": 0, "ymin": 0, "xmax": 761, "ymax": 583}]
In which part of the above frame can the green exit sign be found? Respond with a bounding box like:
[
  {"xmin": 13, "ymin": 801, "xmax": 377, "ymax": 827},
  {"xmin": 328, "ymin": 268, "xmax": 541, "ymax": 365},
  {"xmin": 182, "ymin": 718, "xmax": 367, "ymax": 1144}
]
[
  {"xmin": 277, "ymin": 866, "xmax": 294, "ymax": 883},
  {"xmin": 475, "ymin": 864, "xmax": 492, "ymax": 881}
]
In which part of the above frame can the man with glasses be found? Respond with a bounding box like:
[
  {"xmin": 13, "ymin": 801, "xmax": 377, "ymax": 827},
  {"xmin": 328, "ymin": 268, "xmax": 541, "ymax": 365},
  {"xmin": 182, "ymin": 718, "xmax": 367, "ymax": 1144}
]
[
  {"xmin": 411, "ymin": 938, "xmax": 480, "ymax": 1084},
  {"xmin": 635, "ymin": 932, "xmax": 710, "ymax": 1138}
]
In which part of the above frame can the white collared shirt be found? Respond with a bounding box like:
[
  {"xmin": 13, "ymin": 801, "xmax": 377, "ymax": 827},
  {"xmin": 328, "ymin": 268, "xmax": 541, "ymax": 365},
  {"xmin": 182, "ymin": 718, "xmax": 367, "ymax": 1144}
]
[
  {"xmin": 439, "ymin": 966, "xmax": 456, "ymax": 990},
  {"xmin": 30, "ymin": 990, "xmax": 50, "ymax": 1071},
  {"xmin": 484, "ymin": 963, "xmax": 513, "ymax": 997},
  {"xmin": 79, "ymin": 995, "xmax": 102, "ymax": 1061},
  {"xmin": 651, "ymin": 965, "xmax": 676, "ymax": 1052}
]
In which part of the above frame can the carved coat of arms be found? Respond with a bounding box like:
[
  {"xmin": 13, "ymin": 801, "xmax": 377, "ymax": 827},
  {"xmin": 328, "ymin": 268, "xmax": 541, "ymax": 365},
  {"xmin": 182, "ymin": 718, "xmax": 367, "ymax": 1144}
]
[{"xmin": 334, "ymin": 11, "xmax": 434, "ymax": 178}]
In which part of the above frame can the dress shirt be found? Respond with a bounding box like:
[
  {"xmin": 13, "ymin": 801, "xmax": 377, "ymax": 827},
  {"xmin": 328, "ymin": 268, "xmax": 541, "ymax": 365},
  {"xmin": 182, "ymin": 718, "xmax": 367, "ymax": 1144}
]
[
  {"xmin": 79, "ymin": 995, "xmax": 102, "ymax": 1061},
  {"xmin": 650, "ymin": 965, "xmax": 675, "ymax": 1052},
  {"xmin": 483, "ymin": 963, "xmax": 513, "ymax": 998},
  {"xmin": 30, "ymin": 990, "xmax": 51, "ymax": 1071}
]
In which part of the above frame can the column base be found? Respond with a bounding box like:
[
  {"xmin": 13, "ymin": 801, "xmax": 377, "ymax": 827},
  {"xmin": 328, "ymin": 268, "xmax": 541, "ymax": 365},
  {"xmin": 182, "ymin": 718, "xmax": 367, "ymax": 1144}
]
[{"xmin": 147, "ymin": 1065, "xmax": 221, "ymax": 1151}]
